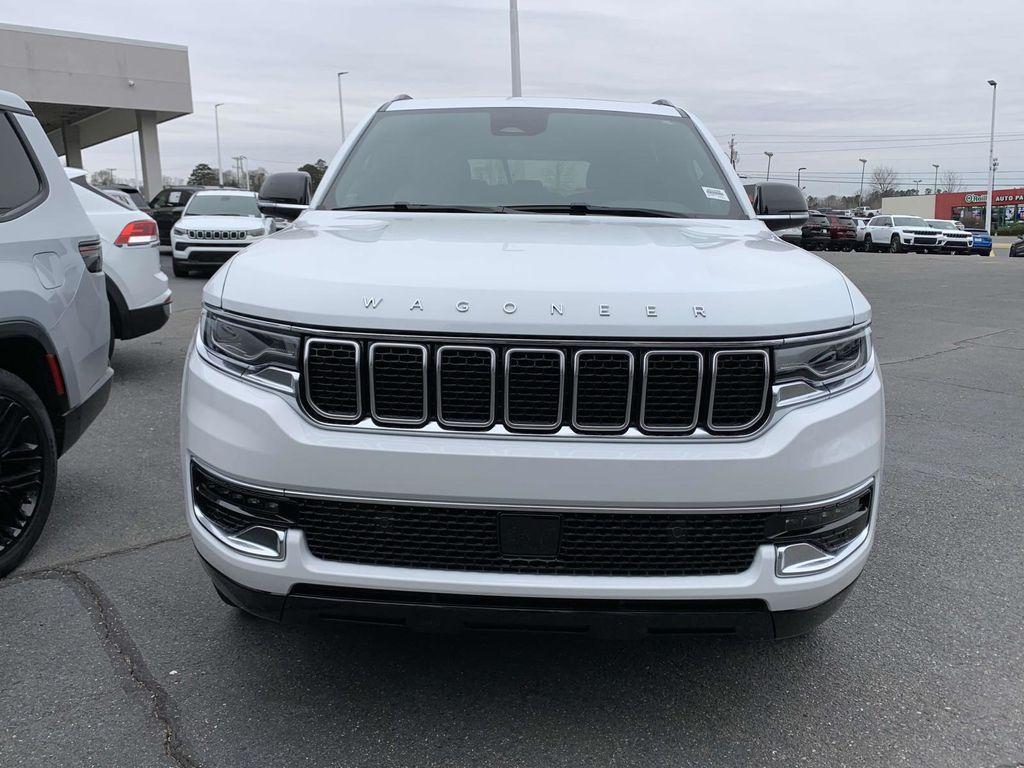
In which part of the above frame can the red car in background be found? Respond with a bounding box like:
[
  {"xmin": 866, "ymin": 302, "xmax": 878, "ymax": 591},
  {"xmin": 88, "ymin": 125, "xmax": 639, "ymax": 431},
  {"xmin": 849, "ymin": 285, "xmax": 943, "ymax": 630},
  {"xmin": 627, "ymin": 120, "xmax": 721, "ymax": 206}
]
[{"xmin": 826, "ymin": 214, "xmax": 857, "ymax": 251}]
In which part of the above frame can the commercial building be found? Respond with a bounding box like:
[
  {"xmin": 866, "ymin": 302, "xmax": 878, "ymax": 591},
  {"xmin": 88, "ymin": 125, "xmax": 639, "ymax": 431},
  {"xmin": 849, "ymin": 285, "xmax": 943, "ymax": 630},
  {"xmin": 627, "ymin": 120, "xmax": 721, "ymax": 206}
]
[
  {"xmin": 0, "ymin": 23, "xmax": 192, "ymax": 200},
  {"xmin": 882, "ymin": 188, "xmax": 1024, "ymax": 228}
]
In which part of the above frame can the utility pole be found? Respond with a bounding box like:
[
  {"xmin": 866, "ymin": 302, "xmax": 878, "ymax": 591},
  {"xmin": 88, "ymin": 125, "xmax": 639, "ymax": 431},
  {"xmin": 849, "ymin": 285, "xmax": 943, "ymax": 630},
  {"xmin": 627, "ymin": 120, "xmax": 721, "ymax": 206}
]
[
  {"xmin": 728, "ymin": 135, "xmax": 738, "ymax": 169},
  {"xmin": 797, "ymin": 166, "xmax": 806, "ymax": 188},
  {"xmin": 509, "ymin": 0, "xmax": 522, "ymax": 96},
  {"xmin": 932, "ymin": 163, "xmax": 940, "ymax": 194},
  {"xmin": 764, "ymin": 151, "xmax": 773, "ymax": 180},
  {"xmin": 985, "ymin": 80, "xmax": 998, "ymax": 235},
  {"xmin": 337, "ymin": 72, "xmax": 349, "ymax": 141},
  {"xmin": 214, "ymin": 103, "xmax": 225, "ymax": 187},
  {"xmin": 858, "ymin": 158, "xmax": 867, "ymax": 205},
  {"xmin": 239, "ymin": 155, "xmax": 249, "ymax": 190}
]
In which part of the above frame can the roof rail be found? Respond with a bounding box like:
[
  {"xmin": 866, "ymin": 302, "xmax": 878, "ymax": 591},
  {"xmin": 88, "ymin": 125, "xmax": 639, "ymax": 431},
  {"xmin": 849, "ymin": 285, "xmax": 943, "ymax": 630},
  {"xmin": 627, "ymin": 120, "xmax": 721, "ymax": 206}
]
[{"xmin": 378, "ymin": 94, "xmax": 413, "ymax": 112}]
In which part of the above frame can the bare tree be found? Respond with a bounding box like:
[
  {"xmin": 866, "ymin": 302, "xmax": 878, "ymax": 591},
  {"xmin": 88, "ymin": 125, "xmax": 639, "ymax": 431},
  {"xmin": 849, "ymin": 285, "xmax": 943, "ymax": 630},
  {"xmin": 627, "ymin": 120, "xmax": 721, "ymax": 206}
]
[
  {"xmin": 870, "ymin": 165, "xmax": 899, "ymax": 196},
  {"xmin": 940, "ymin": 170, "xmax": 964, "ymax": 193}
]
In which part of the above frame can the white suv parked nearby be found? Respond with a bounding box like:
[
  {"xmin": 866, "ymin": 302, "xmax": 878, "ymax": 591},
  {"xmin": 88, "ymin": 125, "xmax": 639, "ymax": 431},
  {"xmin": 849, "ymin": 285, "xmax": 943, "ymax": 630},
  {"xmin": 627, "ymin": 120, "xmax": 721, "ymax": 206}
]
[
  {"xmin": 182, "ymin": 97, "xmax": 883, "ymax": 638},
  {"xmin": 0, "ymin": 90, "xmax": 112, "ymax": 575},
  {"xmin": 65, "ymin": 168, "xmax": 171, "ymax": 355},
  {"xmin": 863, "ymin": 215, "xmax": 941, "ymax": 253},
  {"xmin": 170, "ymin": 190, "xmax": 273, "ymax": 277}
]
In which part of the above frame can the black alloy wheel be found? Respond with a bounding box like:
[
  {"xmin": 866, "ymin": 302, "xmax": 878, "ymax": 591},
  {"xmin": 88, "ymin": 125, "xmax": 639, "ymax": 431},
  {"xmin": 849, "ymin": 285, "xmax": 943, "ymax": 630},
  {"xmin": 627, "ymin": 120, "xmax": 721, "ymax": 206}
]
[
  {"xmin": 0, "ymin": 370, "xmax": 57, "ymax": 577},
  {"xmin": 863, "ymin": 234, "xmax": 873, "ymax": 252},
  {"xmin": 890, "ymin": 235, "xmax": 903, "ymax": 254}
]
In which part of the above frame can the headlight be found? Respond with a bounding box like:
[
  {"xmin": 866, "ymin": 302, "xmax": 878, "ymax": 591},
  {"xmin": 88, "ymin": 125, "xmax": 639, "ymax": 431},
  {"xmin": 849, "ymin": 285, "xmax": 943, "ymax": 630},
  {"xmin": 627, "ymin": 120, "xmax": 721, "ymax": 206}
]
[
  {"xmin": 776, "ymin": 326, "xmax": 871, "ymax": 385},
  {"xmin": 172, "ymin": 226, "xmax": 187, "ymax": 236},
  {"xmin": 246, "ymin": 227, "xmax": 266, "ymax": 237},
  {"xmin": 201, "ymin": 311, "xmax": 299, "ymax": 372}
]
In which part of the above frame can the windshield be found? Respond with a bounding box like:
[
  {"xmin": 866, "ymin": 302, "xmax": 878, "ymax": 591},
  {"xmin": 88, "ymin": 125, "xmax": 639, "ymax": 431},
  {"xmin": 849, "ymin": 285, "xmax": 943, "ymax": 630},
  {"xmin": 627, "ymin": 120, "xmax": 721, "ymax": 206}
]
[
  {"xmin": 319, "ymin": 107, "xmax": 744, "ymax": 219},
  {"xmin": 184, "ymin": 194, "xmax": 260, "ymax": 217},
  {"xmin": 926, "ymin": 220, "xmax": 957, "ymax": 230},
  {"xmin": 893, "ymin": 216, "xmax": 928, "ymax": 227}
]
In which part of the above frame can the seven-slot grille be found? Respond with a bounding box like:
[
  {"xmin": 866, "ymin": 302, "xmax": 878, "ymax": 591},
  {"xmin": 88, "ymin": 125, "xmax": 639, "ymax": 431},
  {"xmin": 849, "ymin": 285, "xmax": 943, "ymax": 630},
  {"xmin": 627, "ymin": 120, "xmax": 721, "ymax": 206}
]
[
  {"xmin": 186, "ymin": 229, "xmax": 247, "ymax": 240},
  {"xmin": 303, "ymin": 337, "xmax": 771, "ymax": 436}
]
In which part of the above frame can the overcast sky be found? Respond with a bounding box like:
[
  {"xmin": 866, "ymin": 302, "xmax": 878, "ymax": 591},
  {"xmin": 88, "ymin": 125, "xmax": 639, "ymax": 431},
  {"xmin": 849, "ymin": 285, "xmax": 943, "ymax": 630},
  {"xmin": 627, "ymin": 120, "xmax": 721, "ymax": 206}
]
[{"xmin": 5, "ymin": 0, "xmax": 1023, "ymax": 197}]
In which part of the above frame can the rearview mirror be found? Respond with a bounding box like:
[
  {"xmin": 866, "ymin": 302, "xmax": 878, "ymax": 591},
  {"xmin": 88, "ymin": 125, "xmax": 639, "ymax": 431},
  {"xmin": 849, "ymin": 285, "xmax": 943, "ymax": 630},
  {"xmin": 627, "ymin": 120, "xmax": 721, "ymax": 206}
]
[{"xmin": 744, "ymin": 182, "xmax": 809, "ymax": 232}]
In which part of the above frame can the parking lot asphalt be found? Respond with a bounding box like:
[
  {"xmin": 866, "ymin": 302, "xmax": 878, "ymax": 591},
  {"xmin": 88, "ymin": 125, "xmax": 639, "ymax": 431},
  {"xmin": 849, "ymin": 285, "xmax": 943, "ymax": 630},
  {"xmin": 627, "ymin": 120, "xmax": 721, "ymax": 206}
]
[{"xmin": 2, "ymin": 250, "xmax": 1022, "ymax": 768}]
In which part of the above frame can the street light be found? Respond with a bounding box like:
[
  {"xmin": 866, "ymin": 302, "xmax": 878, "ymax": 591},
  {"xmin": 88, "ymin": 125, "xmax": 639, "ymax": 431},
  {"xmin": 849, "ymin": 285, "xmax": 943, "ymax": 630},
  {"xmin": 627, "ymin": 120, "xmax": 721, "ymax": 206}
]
[
  {"xmin": 336, "ymin": 71, "xmax": 349, "ymax": 142},
  {"xmin": 797, "ymin": 166, "xmax": 806, "ymax": 188},
  {"xmin": 914, "ymin": 179, "xmax": 922, "ymax": 194},
  {"xmin": 932, "ymin": 163, "xmax": 940, "ymax": 194},
  {"xmin": 985, "ymin": 79, "xmax": 998, "ymax": 235},
  {"xmin": 764, "ymin": 151, "xmax": 773, "ymax": 180},
  {"xmin": 214, "ymin": 103, "xmax": 225, "ymax": 187}
]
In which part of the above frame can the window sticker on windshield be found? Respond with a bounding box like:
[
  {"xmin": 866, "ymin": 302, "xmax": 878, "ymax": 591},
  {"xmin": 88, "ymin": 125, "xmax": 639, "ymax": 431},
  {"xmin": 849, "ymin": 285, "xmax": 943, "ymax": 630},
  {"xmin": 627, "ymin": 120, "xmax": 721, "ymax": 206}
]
[
  {"xmin": 168, "ymin": 191, "xmax": 182, "ymax": 204},
  {"xmin": 702, "ymin": 186, "xmax": 729, "ymax": 202}
]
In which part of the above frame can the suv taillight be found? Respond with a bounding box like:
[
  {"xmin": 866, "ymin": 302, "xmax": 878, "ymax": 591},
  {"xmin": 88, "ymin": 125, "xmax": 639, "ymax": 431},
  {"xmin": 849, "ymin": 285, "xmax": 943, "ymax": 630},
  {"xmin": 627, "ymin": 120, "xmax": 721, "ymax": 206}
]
[
  {"xmin": 114, "ymin": 220, "xmax": 159, "ymax": 247},
  {"xmin": 78, "ymin": 239, "xmax": 102, "ymax": 273}
]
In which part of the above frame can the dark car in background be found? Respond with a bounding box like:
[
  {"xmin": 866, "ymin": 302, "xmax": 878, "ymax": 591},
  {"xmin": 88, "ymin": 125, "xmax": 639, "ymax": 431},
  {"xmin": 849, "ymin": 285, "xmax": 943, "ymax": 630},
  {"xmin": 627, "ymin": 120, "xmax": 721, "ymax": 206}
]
[
  {"xmin": 800, "ymin": 212, "xmax": 831, "ymax": 250},
  {"xmin": 149, "ymin": 185, "xmax": 207, "ymax": 246},
  {"xmin": 827, "ymin": 214, "xmax": 857, "ymax": 251},
  {"xmin": 101, "ymin": 185, "xmax": 152, "ymax": 216}
]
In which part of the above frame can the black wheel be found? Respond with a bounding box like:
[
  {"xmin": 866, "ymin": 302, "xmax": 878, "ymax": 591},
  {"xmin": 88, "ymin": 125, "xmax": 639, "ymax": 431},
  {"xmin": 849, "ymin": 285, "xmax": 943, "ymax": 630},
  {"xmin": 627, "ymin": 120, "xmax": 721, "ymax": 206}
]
[
  {"xmin": 983, "ymin": 249, "xmax": 993, "ymax": 258},
  {"xmin": 0, "ymin": 370, "xmax": 57, "ymax": 577},
  {"xmin": 863, "ymin": 235, "xmax": 873, "ymax": 252},
  {"xmin": 172, "ymin": 260, "xmax": 189, "ymax": 278},
  {"xmin": 890, "ymin": 235, "xmax": 903, "ymax": 254}
]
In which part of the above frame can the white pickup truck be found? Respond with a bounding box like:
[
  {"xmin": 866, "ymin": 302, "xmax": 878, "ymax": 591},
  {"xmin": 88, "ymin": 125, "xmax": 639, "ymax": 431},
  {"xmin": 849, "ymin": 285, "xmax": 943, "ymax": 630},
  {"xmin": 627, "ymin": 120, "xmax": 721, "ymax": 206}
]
[{"xmin": 182, "ymin": 97, "xmax": 883, "ymax": 639}]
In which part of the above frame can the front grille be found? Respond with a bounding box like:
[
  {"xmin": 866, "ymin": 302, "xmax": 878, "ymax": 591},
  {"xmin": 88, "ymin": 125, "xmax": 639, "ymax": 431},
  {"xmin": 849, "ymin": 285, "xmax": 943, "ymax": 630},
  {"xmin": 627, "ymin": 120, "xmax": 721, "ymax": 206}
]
[
  {"xmin": 303, "ymin": 337, "xmax": 771, "ymax": 436},
  {"xmin": 708, "ymin": 351, "xmax": 770, "ymax": 430},
  {"xmin": 192, "ymin": 464, "xmax": 874, "ymax": 577},
  {"xmin": 369, "ymin": 343, "xmax": 427, "ymax": 424},
  {"xmin": 187, "ymin": 229, "xmax": 246, "ymax": 240},
  {"xmin": 191, "ymin": 464, "xmax": 770, "ymax": 576},
  {"xmin": 911, "ymin": 237, "xmax": 937, "ymax": 245}
]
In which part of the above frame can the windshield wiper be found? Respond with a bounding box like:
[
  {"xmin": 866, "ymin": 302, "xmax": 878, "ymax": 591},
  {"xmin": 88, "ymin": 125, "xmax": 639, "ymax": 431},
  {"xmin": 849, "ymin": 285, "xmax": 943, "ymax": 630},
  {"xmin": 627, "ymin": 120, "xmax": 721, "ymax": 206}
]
[
  {"xmin": 332, "ymin": 202, "xmax": 504, "ymax": 213},
  {"xmin": 499, "ymin": 203, "xmax": 693, "ymax": 218}
]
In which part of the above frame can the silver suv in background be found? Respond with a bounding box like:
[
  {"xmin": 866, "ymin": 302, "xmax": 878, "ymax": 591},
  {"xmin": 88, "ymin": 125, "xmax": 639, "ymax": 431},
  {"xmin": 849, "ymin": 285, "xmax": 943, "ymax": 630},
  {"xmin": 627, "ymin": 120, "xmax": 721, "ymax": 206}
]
[
  {"xmin": 863, "ymin": 215, "xmax": 941, "ymax": 253},
  {"xmin": 0, "ymin": 90, "xmax": 112, "ymax": 575}
]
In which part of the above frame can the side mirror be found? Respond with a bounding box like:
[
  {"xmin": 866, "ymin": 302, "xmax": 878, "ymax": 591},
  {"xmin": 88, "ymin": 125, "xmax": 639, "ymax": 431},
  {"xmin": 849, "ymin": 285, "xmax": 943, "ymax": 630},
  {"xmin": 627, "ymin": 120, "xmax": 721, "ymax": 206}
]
[{"xmin": 745, "ymin": 182, "xmax": 809, "ymax": 232}]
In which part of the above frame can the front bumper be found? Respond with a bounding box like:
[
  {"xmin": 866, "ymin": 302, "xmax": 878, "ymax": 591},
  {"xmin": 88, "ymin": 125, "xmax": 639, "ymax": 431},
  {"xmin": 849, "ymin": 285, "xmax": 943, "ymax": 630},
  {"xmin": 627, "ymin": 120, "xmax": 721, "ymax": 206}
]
[
  {"xmin": 171, "ymin": 239, "xmax": 247, "ymax": 267},
  {"xmin": 182, "ymin": 344, "xmax": 884, "ymax": 616}
]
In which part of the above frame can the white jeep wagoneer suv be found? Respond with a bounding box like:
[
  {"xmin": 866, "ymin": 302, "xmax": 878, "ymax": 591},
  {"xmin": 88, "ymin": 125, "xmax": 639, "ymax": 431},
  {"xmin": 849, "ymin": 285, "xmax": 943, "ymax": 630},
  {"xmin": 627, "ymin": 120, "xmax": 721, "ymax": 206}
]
[{"xmin": 182, "ymin": 97, "xmax": 883, "ymax": 638}]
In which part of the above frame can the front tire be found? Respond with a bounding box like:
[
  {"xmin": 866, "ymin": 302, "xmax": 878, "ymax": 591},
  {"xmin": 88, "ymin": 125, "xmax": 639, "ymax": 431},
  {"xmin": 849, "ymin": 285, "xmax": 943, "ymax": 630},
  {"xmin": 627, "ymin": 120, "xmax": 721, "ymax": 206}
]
[
  {"xmin": 890, "ymin": 235, "xmax": 903, "ymax": 254},
  {"xmin": 863, "ymin": 235, "xmax": 873, "ymax": 252},
  {"xmin": 0, "ymin": 370, "xmax": 58, "ymax": 577}
]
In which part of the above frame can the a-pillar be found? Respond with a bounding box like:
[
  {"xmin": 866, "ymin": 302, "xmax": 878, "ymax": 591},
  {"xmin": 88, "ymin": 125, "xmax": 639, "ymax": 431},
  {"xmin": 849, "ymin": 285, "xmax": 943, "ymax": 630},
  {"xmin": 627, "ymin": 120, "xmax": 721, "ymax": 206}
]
[{"xmin": 135, "ymin": 110, "xmax": 163, "ymax": 202}]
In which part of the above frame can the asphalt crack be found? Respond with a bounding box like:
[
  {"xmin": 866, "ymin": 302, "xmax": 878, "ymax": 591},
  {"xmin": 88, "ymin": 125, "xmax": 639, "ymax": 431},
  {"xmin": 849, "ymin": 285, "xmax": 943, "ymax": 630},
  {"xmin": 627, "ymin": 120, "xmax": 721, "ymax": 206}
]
[
  {"xmin": 32, "ymin": 568, "xmax": 202, "ymax": 768},
  {"xmin": 880, "ymin": 328, "xmax": 1011, "ymax": 367}
]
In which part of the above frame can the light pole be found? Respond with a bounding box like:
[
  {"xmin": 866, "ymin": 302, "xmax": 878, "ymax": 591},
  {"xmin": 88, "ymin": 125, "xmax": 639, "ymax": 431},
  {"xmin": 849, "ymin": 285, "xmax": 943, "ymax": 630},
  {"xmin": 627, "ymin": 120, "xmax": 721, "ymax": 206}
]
[
  {"xmin": 858, "ymin": 158, "xmax": 867, "ymax": 205},
  {"xmin": 797, "ymin": 166, "xmax": 806, "ymax": 188},
  {"xmin": 985, "ymin": 79, "xmax": 998, "ymax": 234},
  {"xmin": 932, "ymin": 163, "xmax": 940, "ymax": 194},
  {"xmin": 764, "ymin": 151, "xmax": 773, "ymax": 180},
  {"xmin": 214, "ymin": 103, "xmax": 225, "ymax": 187},
  {"xmin": 336, "ymin": 71, "xmax": 349, "ymax": 142},
  {"xmin": 509, "ymin": 0, "xmax": 522, "ymax": 97},
  {"xmin": 914, "ymin": 179, "xmax": 922, "ymax": 194},
  {"xmin": 239, "ymin": 155, "xmax": 249, "ymax": 190}
]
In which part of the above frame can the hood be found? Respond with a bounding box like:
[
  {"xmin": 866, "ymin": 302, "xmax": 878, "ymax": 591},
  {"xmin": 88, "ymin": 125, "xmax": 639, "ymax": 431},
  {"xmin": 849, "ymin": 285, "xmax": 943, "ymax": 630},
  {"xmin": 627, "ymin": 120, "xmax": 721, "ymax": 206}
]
[
  {"xmin": 213, "ymin": 211, "xmax": 856, "ymax": 338},
  {"xmin": 178, "ymin": 214, "xmax": 263, "ymax": 230}
]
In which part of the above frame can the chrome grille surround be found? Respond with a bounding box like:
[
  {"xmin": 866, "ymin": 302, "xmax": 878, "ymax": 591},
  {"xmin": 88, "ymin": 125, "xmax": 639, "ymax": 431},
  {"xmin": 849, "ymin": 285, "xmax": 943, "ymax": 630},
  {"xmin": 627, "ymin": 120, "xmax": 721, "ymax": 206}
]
[
  {"xmin": 368, "ymin": 342, "xmax": 428, "ymax": 426},
  {"xmin": 302, "ymin": 335, "xmax": 773, "ymax": 437}
]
